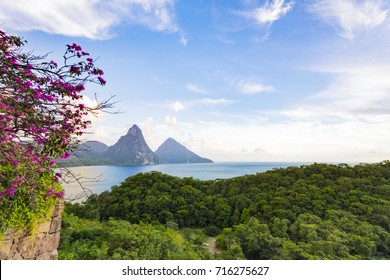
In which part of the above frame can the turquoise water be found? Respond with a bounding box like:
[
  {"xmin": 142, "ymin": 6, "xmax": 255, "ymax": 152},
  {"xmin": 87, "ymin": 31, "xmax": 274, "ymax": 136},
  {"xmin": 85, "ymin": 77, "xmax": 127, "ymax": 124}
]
[{"xmin": 62, "ymin": 162, "xmax": 307, "ymax": 201}]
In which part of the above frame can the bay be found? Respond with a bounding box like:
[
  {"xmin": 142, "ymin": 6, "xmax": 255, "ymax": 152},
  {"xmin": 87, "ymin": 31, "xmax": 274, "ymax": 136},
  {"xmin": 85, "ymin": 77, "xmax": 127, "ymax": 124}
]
[{"xmin": 62, "ymin": 162, "xmax": 307, "ymax": 201}]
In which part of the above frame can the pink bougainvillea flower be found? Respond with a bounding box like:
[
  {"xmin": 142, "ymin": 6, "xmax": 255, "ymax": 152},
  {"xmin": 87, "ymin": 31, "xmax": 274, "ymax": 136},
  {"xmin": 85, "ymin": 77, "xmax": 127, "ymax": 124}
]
[{"xmin": 98, "ymin": 76, "xmax": 106, "ymax": 85}]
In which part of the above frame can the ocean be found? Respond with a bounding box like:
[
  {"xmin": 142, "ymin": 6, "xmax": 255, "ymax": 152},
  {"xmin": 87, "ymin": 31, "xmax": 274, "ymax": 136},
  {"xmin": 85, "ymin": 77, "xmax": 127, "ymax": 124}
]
[{"xmin": 62, "ymin": 162, "xmax": 308, "ymax": 202}]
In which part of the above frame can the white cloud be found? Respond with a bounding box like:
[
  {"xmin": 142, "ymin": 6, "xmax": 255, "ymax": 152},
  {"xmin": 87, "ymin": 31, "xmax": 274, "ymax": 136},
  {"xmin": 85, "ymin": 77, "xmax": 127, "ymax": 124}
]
[
  {"xmin": 140, "ymin": 116, "xmax": 390, "ymax": 162},
  {"xmin": 178, "ymin": 34, "xmax": 189, "ymax": 46},
  {"xmin": 186, "ymin": 83, "xmax": 208, "ymax": 94},
  {"xmin": 238, "ymin": 81, "xmax": 275, "ymax": 94},
  {"xmin": 189, "ymin": 62, "xmax": 390, "ymax": 162},
  {"xmin": 279, "ymin": 64, "xmax": 390, "ymax": 122},
  {"xmin": 217, "ymin": 35, "xmax": 234, "ymax": 45},
  {"xmin": 240, "ymin": 0, "xmax": 295, "ymax": 26},
  {"xmin": 309, "ymin": 0, "xmax": 388, "ymax": 39},
  {"xmin": 0, "ymin": 0, "xmax": 177, "ymax": 39},
  {"xmin": 169, "ymin": 101, "xmax": 185, "ymax": 112},
  {"xmin": 167, "ymin": 98, "xmax": 234, "ymax": 112},
  {"xmin": 197, "ymin": 98, "xmax": 235, "ymax": 105},
  {"xmin": 164, "ymin": 115, "xmax": 177, "ymax": 125}
]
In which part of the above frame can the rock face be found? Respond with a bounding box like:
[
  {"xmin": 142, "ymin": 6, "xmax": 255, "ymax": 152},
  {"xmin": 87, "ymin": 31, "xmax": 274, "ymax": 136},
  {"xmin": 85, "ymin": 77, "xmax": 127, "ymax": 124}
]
[
  {"xmin": 0, "ymin": 199, "xmax": 64, "ymax": 260},
  {"xmin": 155, "ymin": 138, "xmax": 213, "ymax": 164},
  {"xmin": 105, "ymin": 125, "xmax": 160, "ymax": 165}
]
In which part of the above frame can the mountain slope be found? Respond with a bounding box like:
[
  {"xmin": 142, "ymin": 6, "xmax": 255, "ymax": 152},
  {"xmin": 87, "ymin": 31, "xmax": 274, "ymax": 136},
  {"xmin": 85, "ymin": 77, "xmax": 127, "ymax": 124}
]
[
  {"xmin": 104, "ymin": 125, "xmax": 160, "ymax": 165},
  {"xmin": 80, "ymin": 141, "xmax": 109, "ymax": 154},
  {"xmin": 155, "ymin": 138, "xmax": 213, "ymax": 164},
  {"xmin": 58, "ymin": 140, "xmax": 112, "ymax": 166}
]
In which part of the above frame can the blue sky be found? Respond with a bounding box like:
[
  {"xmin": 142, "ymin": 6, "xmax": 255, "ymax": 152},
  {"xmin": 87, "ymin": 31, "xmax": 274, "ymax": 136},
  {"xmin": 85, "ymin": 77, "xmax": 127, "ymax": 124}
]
[{"xmin": 1, "ymin": 0, "xmax": 390, "ymax": 162}]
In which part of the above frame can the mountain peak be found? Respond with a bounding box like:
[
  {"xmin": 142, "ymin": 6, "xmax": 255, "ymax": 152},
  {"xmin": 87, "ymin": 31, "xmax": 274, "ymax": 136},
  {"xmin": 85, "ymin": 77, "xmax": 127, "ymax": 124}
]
[
  {"xmin": 106, "ymin": 124, "xmax": 160, "ymax": 165},
  {"xmin": 127, "ymin": 124, "xmax": 141, "ymax": 135},
  {"xmin": 164, "ymin": 137, "xmax": 180, "ymax": 145},
  {"xmin": 156, "ymin": 138, "xmax": 213, "ymax": 164}
]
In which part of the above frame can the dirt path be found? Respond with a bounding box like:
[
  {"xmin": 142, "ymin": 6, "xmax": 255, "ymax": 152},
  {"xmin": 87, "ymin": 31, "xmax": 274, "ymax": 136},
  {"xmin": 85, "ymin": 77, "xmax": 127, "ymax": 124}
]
[{"xmin": 205, "ymin": 237, "xmax": 221, "ymax": 255}]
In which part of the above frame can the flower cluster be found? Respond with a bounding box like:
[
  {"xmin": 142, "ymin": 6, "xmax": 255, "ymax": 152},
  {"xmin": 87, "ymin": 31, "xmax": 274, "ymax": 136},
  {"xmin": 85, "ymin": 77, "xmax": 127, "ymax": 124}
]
[{"xmin": 0, "ymin": 29, "xmax": 108, "ymax": 230}]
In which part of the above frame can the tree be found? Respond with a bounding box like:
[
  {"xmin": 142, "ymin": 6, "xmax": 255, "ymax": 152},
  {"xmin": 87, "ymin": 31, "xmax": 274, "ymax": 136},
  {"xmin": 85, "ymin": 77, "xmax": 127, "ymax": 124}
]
[
  {"xmin": 235, "ymin": 217, "xmax": 280, "ymax": 259},
  {"xmin": 0, "ymin": 29, "xmax": 112, "ymax": 230}
]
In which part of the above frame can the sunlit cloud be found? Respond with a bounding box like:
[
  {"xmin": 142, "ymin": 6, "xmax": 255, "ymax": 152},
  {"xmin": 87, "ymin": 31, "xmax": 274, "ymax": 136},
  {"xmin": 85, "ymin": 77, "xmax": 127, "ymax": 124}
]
[
  {"xmin": 0, "ymin": 0, "xmax": 177, "ymax": 39},
  {"xmin": 169, "ymin": 101, "xmax": 186, "ymax": 112},
  {"xmin": 278, "ymin": 64, "xmax": 390, "ymax": 122},
  {"xmin": 238, "ymin": 0, "xmax": 295, "ymax": 26},
  {"xmin": 164, "ymin": 115, "xmax": 177, "ymax": 125},
  {"xmin": 167, "ymin": 98, "xmax": 234, "ymax": 112},
  {"xmin": 309, "ymin": 0, "xmax": 388, "ymax": 39}
]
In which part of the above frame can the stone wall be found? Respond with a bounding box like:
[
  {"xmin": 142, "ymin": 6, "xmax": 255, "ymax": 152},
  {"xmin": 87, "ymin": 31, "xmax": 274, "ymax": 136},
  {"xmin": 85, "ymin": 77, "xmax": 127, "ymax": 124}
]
[{"xmin": 0, "ymin": 199, "xmax": 64, "ymax": 260}]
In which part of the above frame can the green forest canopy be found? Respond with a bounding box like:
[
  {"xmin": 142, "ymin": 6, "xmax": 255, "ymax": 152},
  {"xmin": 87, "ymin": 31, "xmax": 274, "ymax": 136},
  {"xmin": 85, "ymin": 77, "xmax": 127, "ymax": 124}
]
[{"xmin": 60, "ymin": 161, "xmax": 390, "ymax": 260}]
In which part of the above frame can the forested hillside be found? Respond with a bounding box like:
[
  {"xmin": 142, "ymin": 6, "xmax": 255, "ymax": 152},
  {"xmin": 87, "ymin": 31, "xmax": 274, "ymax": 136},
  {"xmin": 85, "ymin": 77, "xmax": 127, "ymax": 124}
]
[{"xmin": 59, "ymin": 161, "xmax": 390, "ymax": 260}]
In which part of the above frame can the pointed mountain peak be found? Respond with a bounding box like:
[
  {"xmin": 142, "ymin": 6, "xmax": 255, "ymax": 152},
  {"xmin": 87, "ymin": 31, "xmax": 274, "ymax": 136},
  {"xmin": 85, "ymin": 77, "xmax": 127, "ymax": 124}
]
[
  {"xmin": 127, "ymin": 124, "xmax": 142, "ymax": 136},
  {"xmin": 165, "ymin": 137, "xmax": 180, "ymax": 144},
  {"xmin": 106, "ymin": 124, "xmax": 160, "ymax": 165},
  {"xmin": 156, "ymin": 138, "xmax": 213, "ymax": 164}
]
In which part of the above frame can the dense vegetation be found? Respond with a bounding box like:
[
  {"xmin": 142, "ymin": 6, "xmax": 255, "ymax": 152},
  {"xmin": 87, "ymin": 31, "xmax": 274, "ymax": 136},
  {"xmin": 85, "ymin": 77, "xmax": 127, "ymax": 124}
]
[
  {"xmin": 0, "ymin": 29, "xmax": 109, "ymax": 232},
  {"xmin": 60, "ymin": 161, "xmax": 390, "ymax": 259}
]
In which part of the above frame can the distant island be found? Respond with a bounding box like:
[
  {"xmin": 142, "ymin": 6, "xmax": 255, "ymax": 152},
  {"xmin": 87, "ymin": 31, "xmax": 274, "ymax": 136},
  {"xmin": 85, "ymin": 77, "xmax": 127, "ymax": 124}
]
[{"xmin": 58, "ymin": 124, "xmax": 213, "ymax": 166}]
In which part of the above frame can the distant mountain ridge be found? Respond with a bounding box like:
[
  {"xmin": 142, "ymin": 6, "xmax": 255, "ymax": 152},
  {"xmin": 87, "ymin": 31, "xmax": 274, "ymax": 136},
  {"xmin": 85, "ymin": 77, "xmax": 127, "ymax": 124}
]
[
  {"xmin": 58, "ymin": 125, "xmax": 212, "ymax": 166},
  {"xmin": 155, "ymin": 138, "xmax": 213, "ymax": 164},
  {"xmin": 81, "ymin": 141, "xmax": 109, "ymax": 154}
]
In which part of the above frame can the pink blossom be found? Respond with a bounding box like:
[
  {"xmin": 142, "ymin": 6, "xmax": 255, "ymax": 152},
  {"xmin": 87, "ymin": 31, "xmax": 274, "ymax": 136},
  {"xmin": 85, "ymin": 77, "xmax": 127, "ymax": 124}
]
[
  {"xmin": 54, "ymin": 191, "xmax": 64, "ymax": 198},
  {"xmin": 8, "ymin": 188, "xmax": 15, "ymax": 196},
  {"xmin": 75, "ymin": 84, "xmax": 85, "ymax": 92},
  {"xmin": 50, "ymin": 60, "xmax": 58, "ymax": 68},
  {"xmin": 60, "ymin": 151, "xmax": 70, "ymax": 159},
  {"xmin": 98, "ymin": 76, "xmax": 106, "ymax": 85}
]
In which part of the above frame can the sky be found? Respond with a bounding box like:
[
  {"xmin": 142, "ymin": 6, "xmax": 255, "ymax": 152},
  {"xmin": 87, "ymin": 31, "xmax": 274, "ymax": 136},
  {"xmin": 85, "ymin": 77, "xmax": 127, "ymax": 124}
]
[{"xmin": 1, "ymin": 0, "xmax": 390, "ymax": 162}]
